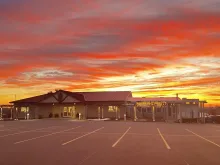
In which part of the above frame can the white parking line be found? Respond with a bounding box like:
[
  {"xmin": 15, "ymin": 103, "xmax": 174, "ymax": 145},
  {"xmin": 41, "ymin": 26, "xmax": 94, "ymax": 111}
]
[
  {"xmin": 157, "ymin": 128, "xmax": 171, "ymax": 150},
  {"xmin": 0, "ymin": 126, "xmax": 60, "ymax": 138},
  {"xmin": 112, "ymin": 127, "xmax": 131, "ymax": 148},
  {"xmin": 77, "ymin": 152, "xmax": 97, "ymax": 165},
  {"xmin": 0, "ymin": 129, "xmax": 14, "ymax": 131},
  {"xmin": 184, "ymin": 160, "xmax": 190, "ymax": 165},
  {"xmin": 15, "ymin": 126, "xmax": 81, "ymax": 144},
  {"xmin": 186, "ymin": 129, "xmax": 220, "ymax": 148},
  {"xmin": 62, "ymin": 127, "xmax": 104, "ymax": 146}
]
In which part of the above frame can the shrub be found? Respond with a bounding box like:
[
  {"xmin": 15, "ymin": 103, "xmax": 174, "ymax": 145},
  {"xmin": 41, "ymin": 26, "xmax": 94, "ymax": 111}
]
[
  {"xmin": 49, "ymin": 113, "xmax": 53, "ymax": 118},
  {"xmin": 54, "ymin": 113, "xmax": 59, "ymax": 118}
]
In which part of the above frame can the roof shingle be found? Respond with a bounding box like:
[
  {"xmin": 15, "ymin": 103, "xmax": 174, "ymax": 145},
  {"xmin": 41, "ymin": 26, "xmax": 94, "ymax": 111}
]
[{"xmin": 76, "ymin": 91, "xmax": 132, "ymax": 102}]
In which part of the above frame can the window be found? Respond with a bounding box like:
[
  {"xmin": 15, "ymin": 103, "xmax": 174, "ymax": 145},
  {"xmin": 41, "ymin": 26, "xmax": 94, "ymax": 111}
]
[
  {"xmin": 147, "ymin": 107, "xmax": 152, "ymax": 113},
  {"xmin": 186, "ymin": 102, "xmax": 190, "ymax": 105},
  {"xmin": 21, "ymin": 107, "xmax": 27, "ymax": 112},
  {"xmin": 108, "ymin": 106, "xmax": 117, "ymax": 112},
  {"xmin": 68, "ymin": 107, "xmax": 72, "ymax": 116},
  {"xmin": 63, "ymin": 107, "xmax": 68, "ymax": 116}
]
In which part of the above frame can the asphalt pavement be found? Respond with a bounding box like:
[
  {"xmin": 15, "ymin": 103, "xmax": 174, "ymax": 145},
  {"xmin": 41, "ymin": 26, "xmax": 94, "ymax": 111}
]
[{"xmin": 0, "ymin": 119, "xmax": 220, "ymax": 165}]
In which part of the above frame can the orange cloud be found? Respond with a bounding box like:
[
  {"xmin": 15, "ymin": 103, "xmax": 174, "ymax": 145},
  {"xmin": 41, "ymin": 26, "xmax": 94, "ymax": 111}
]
[{"xmin": 0, "ymin": 0, "xmax": 220, "ymax": 106}]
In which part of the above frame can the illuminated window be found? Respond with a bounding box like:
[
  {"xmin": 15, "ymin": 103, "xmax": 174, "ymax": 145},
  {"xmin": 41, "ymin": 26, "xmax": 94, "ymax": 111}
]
[
  {"xmin": 108, "ymin": 106, "xmax": 117, "ymax": 112},
  {"xmin": 63, "ymin": 107, "xmax": 67, "ymax": 112},
  {"xmin": 68, "ymin": 107, "xmax": 72, "ymax": 112},
  {"xmin": 21, "ymin": 107, "xmax": 27, "ymax": 112},
  {"xmin": 186, "ymin": 102, "xmax": 190, "ymax": 105}
]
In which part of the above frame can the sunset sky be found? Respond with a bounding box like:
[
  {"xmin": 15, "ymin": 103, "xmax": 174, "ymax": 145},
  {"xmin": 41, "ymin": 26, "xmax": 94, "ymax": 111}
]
[{"xmin": 0, "ymin": 0, "xmax": 220, "ymax": 106}]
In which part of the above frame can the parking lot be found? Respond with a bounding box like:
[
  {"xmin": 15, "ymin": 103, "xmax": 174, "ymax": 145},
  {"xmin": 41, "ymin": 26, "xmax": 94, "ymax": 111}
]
[{"xmin": 1, "ymin": 120, "xmax": 220, "ymax": 165}]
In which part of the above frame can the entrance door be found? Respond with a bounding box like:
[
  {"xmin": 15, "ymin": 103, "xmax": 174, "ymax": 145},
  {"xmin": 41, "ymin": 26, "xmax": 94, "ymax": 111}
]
[
  {"xmin": 63, "ymin": 107, "xmax": 68, "ymax": 117},
  {"xmin": 63, "ymin": 106, "xmax": 75, "ymax": 117}
]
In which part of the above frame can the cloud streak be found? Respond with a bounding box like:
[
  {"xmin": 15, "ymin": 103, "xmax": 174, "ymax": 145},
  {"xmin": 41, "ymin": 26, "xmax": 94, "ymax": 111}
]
[{"xmin": 0, "ymin": 0, "xmax": 220, "ymax": 106}]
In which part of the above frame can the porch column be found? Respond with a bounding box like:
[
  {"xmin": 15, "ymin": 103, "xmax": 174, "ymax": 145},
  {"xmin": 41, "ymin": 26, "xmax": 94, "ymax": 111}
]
[
  {"xmin": 15, "ymin": 107, "xmax": 18, "ymax": 120},
  {"xmin": 163, "ymin": 106, "xmax": 165, "ymax": 121},
  {"xmin": 98, "ymin": 106, "xmax": 101, "ymax": 119},
  {"xmin": 179, "ymin": 104, "xmax": 182, "ymax": 123},
  {"xmin": 134, "ymin": 106, "xmax": 137, "ymax": 121},
  {"xmin": 117, "ymin": 106, "xmax": 120, "ymax": 119},
  {"xmin": 166, "ymin": 103, "xmax": 169, "ymax": 121},
  {"xmin": 102, "ymin": 106, "xmax": 104, "ymax": 119},
  {"xmin": 152, "ymin": 105, "xmax": 155, "ymax": 122}
]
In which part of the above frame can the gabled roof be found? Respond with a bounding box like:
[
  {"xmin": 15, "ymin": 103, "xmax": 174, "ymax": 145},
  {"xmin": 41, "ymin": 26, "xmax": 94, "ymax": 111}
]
[
  {"xmin": 10, "ymin": 90, "xmax": 85, "ymax": 104},
  {"xmin": 10, "ymin": 90, "xmax": 132, "ymax": 104},
  {"xmin": 10, "ymin": 93, "xmax": 54, "ymax": 104},
  {"xmin": 76, "ymin": 91, "xmax": 132, "ymax": 102},
  {"xmin": 59, "ymin": 90, "xmax": 85, "ymax": 102}
]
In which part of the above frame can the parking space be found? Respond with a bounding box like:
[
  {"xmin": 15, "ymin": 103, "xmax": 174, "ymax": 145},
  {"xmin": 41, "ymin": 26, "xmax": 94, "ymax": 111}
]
[{"xmin": 1, "ymin": 120, "xmax": 220, "ymax": 165}]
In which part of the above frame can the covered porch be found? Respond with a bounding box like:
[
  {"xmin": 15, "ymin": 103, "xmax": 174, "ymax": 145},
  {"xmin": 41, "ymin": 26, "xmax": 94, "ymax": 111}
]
[{"xmin": 127, "ymin": 97, "xmax": 183, "ymax": 122}]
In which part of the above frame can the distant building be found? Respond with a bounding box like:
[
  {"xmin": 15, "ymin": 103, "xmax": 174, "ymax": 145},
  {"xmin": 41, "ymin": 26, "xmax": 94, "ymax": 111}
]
[
  {"xmin": 0, "ymin": 105, "xmax": 13, "ymax": 119},
  {"xmin": 9, "ymin": 90, "xmax": 207, "ymax": 122}
]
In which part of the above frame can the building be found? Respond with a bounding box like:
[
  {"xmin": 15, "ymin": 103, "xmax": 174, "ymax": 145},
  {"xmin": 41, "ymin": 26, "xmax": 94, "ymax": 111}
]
[
  {"xmin": 0, "ymin": 105, "xmax": 14, "ymax": 120},
  {"xmin": 9, "ymin": 90, "xmax": 207, "ymax": 122},
  {"xmin": 9, "ymin": 90, "xmax": 132, "ymax": 120}
]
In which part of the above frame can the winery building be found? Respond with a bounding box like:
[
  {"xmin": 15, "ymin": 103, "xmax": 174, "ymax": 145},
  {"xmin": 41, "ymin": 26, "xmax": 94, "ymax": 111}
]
[{"xmin": 9, "ymin": 90, "xmax": 207, "ymax": 122}]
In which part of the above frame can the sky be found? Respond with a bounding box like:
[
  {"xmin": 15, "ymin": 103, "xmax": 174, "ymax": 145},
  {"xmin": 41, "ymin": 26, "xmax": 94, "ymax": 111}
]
[{"xmin": 0, "ymin": 0, "xmax": 220, "ymax": 106}]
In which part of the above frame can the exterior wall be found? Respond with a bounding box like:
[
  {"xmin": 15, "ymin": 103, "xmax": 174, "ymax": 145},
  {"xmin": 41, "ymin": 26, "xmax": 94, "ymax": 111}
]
[
  {"xmin": 35, "ymin": 104, "xmax": 53, "ymax": 118},
  {"xmin": 86, "ymin": 103, "xmax": 126, "ymax": 119},
  {"xmin": 87, "ymin": 105, "xmax": 98, "ymax": 118},
  {"xmin": 51, "ymin": 104, "xmax": 85, "ymax": 119},
  {"xmin": 76, "ymin": 104, "xmax": 86, "ymax": 119},
  {"xmin": 52, "ymin": 105, "xmax": 62, "ymax": 116},
  {"xmin": 180, "ymin": 103, "xmax": 199, "ymax": 118}
]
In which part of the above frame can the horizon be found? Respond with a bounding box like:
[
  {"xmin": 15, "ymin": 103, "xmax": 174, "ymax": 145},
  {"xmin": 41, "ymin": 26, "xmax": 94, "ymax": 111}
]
[{"xmin": 0, "ymin": 0, "xmax": 220, "ymax": 106}]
